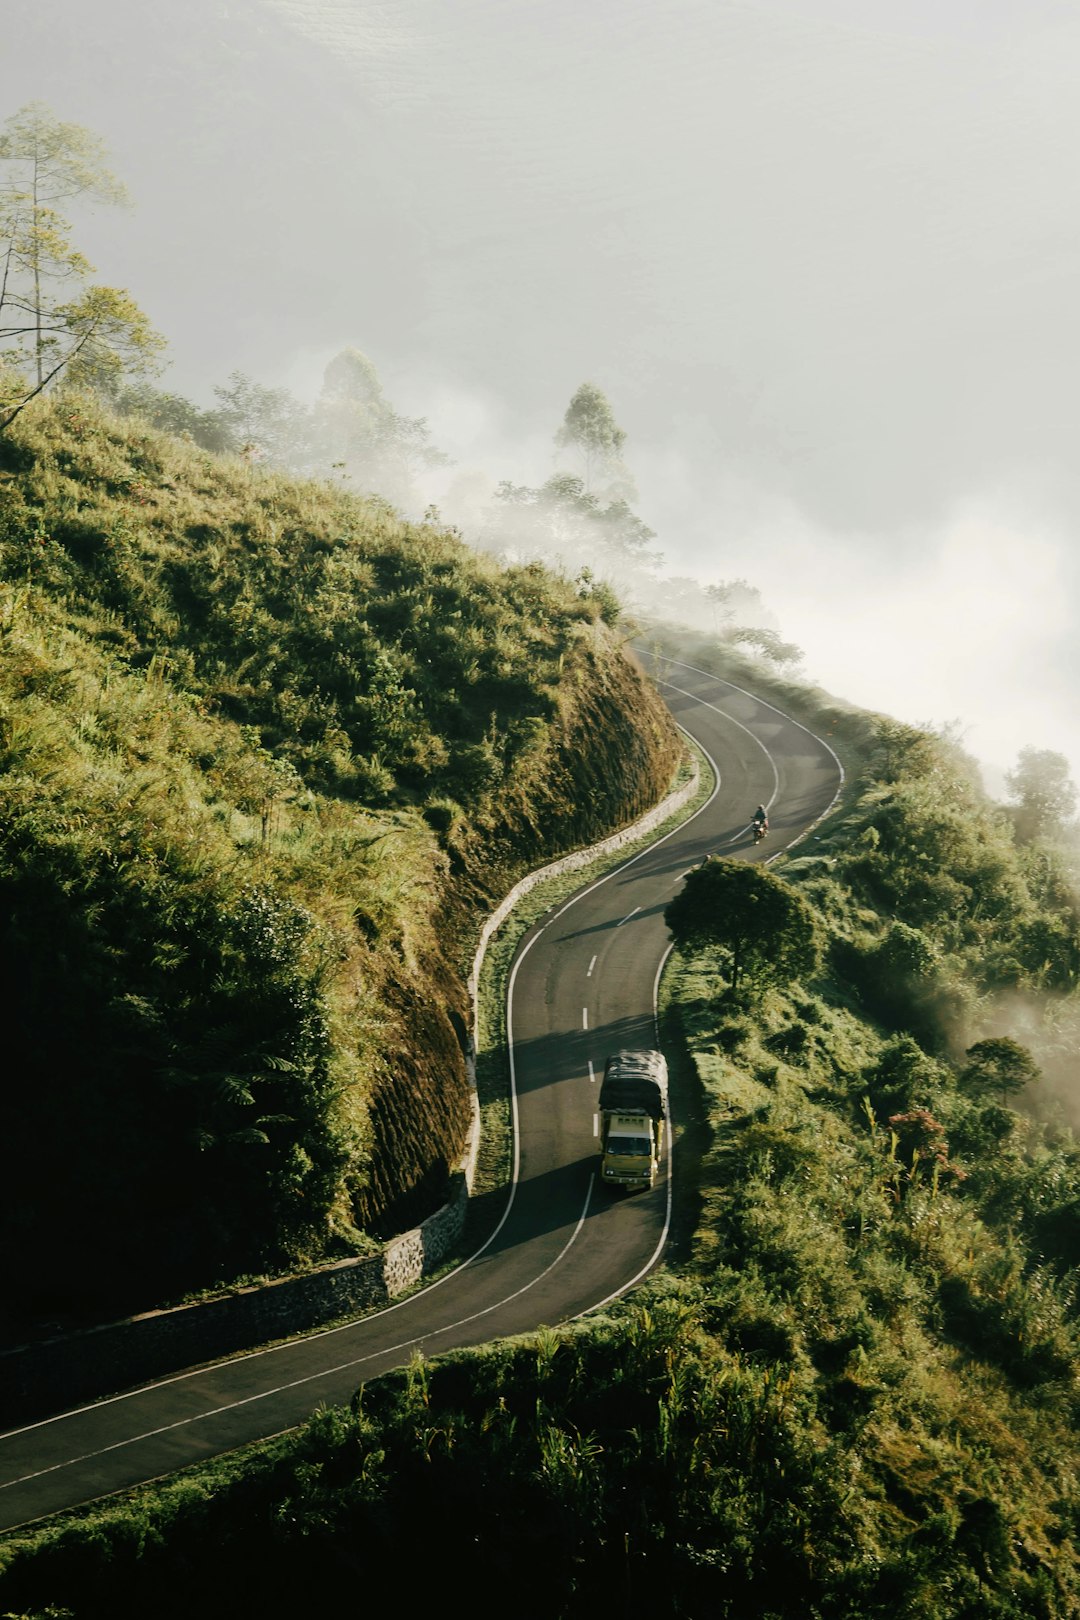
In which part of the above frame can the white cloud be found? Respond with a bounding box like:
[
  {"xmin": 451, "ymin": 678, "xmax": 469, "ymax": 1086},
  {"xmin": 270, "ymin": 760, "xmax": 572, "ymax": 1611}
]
[{"xmin": 733, "ymin": 496, "xmax": 1079, "ymax": 793}]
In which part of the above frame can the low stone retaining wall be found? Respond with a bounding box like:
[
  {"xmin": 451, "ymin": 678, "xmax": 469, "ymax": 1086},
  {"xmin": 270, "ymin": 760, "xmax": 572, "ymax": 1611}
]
[
  {"xmin": 1, "ymin": 757, "xmax": 700, "ymax": 1432},
  {"xmin": 1, "ymin": 1254, "xmax": 386, "ymax": 1431},
  {"xmin": 0, "ymin": 1175, "xmax": 470, "ymax": 1430},
  {"xmin": 461, "ymin": 752, "xmax": 700, "ymax": 1183},
  {"xmin": 466, "ymin": 754, "xmax": 700, "ymax": 1025}
]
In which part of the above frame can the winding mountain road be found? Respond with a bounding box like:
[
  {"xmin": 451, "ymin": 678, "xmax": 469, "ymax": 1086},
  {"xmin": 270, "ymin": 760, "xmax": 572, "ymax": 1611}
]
[{"xmin": 0, "ymin": 655, "xmax": 842, "ymax": 1530}]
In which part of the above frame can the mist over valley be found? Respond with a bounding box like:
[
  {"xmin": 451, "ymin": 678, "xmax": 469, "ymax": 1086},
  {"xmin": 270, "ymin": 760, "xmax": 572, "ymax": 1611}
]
[{"xmin": 6, "ymin": 0, "xmax": 1080, "ymax": 788}]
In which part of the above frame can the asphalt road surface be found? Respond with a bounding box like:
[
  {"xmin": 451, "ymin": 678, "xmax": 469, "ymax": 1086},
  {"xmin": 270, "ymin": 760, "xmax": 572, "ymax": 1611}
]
[{"xmin": 0, "ymin": 653, "xmax": 842, "ymax": 1530}]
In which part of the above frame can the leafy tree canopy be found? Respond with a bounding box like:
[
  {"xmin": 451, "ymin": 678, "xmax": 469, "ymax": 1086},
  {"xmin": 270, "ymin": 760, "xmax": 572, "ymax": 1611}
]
[
  {"xmin": 665, "ymin": 857, "xmax": 821, "ymax": 993},
  {"xmin": 1006, "ymin": 746, "xmax": 1078, "ymax": 843},
  {"xmin": 109, "ymin": 381, "xmax": 236, "ymax": 452},
  {"xmin": 313, "ymin": 346, "xmax": 448, "ymax": 503},
  {"xmin": 495, "ymin": 472, "xmax": 659, "ymax": 562},
  {"xmin": 0, "ymin": 102, "xmax": 163, "ymax": 427},
  {"xmin": 961, "ymin": 1037, "xmax": 1040, "ymax": 1104},
  {"xmin": 212, "ymin": 370, "xmax": 311, "ymax": 465},
  {"xmin": 321, "ymin": 345, "xmax": 384, "ymax": 408},
  {"xmin": 555, "ymin": 381, "xmax": 633, "ymax": 497},
  {"xmin": 0, "ymin": 100, "xmax": 129, "ymax": 208}
]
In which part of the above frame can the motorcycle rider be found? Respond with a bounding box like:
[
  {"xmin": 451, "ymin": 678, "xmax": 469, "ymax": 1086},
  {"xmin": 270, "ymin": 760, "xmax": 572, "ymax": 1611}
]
[{"xmin": 752, "ymin": 804, "xmax": 769, "ymax": 838}]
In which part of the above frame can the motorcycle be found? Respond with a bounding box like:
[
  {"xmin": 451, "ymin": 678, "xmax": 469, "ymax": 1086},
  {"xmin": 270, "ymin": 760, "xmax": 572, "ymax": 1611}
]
[{"xmin": 752, "ymin": 817, "xmax": 768, "ymax": 844}]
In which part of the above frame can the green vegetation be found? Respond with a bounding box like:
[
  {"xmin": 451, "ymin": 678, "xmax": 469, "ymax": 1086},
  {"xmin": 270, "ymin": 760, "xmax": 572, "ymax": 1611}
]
[
  {"xmin": 665, "ymin": 857, "xmax": 821, "ymax": 993},
  {"xmin": 5, "ymin": 638, "xmax": 1080, "ymax": 1615},
  {"xmin": 555, "ymin": 380, "xmax": 633, "ymax": 495},
  {"xmin": 0, "ymin": 104, "xmax": 164, "ymax": 429},
  {"xmin": 3, "ymin": 100, "xmax": 1079, "ymax": 1618},
  {"xmin": 1006, "ymin": 746, "xmax": 1079, "ymax": 845},
  {"xmin": 118, "ymin": 350, "xmax": 452, "ymax": 510},
  {"xmin": 0, "ymin": 391, "xmax": 680, "ymax": 1327},
  {"xmin": 961, "ymin": 1038, "xmax": 1042, "ymax": 1107}
]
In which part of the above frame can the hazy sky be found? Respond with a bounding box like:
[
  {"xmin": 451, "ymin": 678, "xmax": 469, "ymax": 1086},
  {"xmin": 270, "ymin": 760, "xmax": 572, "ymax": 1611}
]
[{"xmin": 6, "ymin": 0, "xmax": 1080, "ymax": 787}]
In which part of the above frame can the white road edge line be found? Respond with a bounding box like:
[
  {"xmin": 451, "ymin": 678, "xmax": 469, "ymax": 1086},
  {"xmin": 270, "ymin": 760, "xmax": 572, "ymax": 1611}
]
[
  {"xmin": 576, "ymin": 942, "xmax": 676, "ymax": 1316},
  {"xmin": 8, "ymin": 679, "xmax": 845, "ymax": 1490},
  {"xmin": 2, "ymin": 1183, "xmax": 599, "ymax": 1494},
  {"xmin": 5, "ymin": 722, "xmax": 724, "ymax": 1449},
  {"xmin": 648, "ymin": 650, "xmax": 846, "ymax": 837},
  {"xmin": 659, "ymin": 679, "xmax": 781, "ymax": 811},
  {"xmin": 577, "ymin": 656, "xmax": 845, "ymax": 1317}
]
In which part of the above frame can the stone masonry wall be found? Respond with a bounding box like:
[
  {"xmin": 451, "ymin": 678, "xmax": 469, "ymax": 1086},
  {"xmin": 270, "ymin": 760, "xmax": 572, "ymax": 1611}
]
[{"xmin": 0, "ymin": 1180, "xmax": 469, "ymax": 1430}]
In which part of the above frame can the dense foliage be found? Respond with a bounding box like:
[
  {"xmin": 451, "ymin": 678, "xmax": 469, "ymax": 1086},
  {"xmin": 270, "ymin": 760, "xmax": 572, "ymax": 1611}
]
[
  {"xmin": 0, "ymin": 104, "xmax": 164, "ymax": 431},
  {"xmin": 0, "ymin": 398, "xmax": 628, "ymax": 808},
  {"xmin": 0, "ymin": 395, "xmax": 680, "ymax": 1324},
  {"xmin": 4, "ymin": 639, "xmax": 1079, "ymax": 1615},
  {"xmin": 665, "ymin": 857, "xmax": 821, "ymax": 992}
]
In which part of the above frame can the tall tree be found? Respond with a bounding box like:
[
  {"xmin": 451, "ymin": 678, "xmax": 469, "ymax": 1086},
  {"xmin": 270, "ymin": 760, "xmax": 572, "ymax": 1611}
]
[
  {"xmin": 1005, "ymin": 747, "xmax": 1078, "ymax": 843},
  {"xmin": 212, "ymin": 371, "xmax": 311, "ymax": 466},
  {"xmin": 727, "ymin": 625, "xmax": 804, "ymax": 669},
  {"xmin": 960, "ymin": 1037, "xmax": 1040, "ymax": 1106},
  {"xmin": 555, "ymin": 381, "xmax": 634, "ymax": 496},
  {"xmin": 312, "ymin": 346, "xmax": 448, "ymax": 505},
  {"xmin": 665, "ymin": 858, "xmax": 821, "ymax": 994},
  {"xmin": 0, "ymin": 103, "xmax": 163, "ymax": 429},
  {"xmin": 494, "ymin": 474, "xmax": 659, "ymax": 566}
]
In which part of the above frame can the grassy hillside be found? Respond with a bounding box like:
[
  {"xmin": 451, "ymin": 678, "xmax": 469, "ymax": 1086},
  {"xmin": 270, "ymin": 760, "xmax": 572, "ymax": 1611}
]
[
  {"xmin": 5, "ymin": 638, "xmax": 1078, "ymax": 1616},
  {"xmin": 0, "ymin": 396, "xmax": 681, "ymax": 1328}
]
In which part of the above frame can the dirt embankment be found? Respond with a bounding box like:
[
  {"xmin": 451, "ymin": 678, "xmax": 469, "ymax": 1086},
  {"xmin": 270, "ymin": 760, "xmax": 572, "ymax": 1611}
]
[{"xmin": 358, "ymin": 633, "xmax": 681, "ymax": 1237}]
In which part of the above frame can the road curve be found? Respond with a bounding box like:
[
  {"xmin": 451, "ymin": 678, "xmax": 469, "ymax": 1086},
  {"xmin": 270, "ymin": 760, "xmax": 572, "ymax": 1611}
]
[{"xmin": 0, "ymin": 655, "xmax": 842, "ymax": 1531}]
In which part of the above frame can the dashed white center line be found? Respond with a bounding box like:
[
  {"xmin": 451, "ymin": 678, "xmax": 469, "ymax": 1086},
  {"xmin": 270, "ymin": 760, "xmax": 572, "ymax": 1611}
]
[
  {"xmin": 592, "ymin": 1112, "xmax": 599, "ymax": 1137},
  {"xmin": 582, "ymin": 1007, "xmax": 588, "ymax": 1029},
  {"xmin": 588, "ymin": 1060, "xmax": 596, "ymax": 1084},
  {"xmin": 587, "ymin": 954, "xmax": 597, "ymax": 976},
  {"xmin": 616, "ymin": 906, "xmax": 641, "ymax": 927}
]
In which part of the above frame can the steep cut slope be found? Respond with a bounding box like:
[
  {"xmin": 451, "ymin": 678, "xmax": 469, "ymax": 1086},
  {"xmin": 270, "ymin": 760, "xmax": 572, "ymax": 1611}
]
[{"xmin": 0, "ymin": 397, "xmax": 681, "ymax": 1326}]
